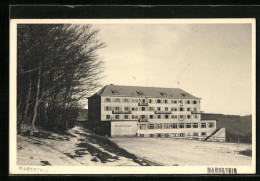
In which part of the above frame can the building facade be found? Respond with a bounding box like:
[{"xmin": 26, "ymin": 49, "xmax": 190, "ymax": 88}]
[{"xmin": 88, "ymin": 84, "xmax": 225, "ymax": 141}]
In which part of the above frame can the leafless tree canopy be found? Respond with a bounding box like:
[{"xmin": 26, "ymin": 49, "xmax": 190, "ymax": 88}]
[{"xmin": 17, "ymin": 24, "xmax": 105, "ymax": 135}]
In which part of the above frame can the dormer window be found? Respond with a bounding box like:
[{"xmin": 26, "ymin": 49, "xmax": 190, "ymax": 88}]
[
  {"xmin": 160, "ymin": 92, "xmax": 167, "ymax": 96},
  {"xmin": 136, "ymin": 91, "xmax": 143, "ymax": 95},
  {"xmin": 111, "ymin": 90, "xmax": 118, "ymax": 94}
]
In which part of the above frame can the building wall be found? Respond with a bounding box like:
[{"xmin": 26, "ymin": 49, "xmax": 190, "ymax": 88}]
[
  {"xmin": 88, "ymin": 96, "xmax": 101, "ymax": 123},
  {"xmin": 100, "ymin": 96, "xmax": 201, "ymax": 122},
  {"xmin": 88, "ymin": 95, "xmax": 221, "ymax": 139},
  {"xmin": 137, "ymin": 120, "xmax": 216, "ymax": 138},
  {"xmin": 88, "ymin": 96, "xmax": 112, "ymax": 135},
  {"xmin": 111, "ymin": 121, "xmax": 138, "ymax": 137}
]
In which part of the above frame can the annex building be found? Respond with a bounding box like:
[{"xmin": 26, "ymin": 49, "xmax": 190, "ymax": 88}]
[{"xmin": 88, "ymin": 84, "xmax": 225, "ymax": 141}]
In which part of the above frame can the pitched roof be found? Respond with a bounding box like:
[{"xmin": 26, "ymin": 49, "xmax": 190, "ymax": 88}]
[{"xmin": 90, "ymin": 84, "xmax": 201, "ymax": 99}]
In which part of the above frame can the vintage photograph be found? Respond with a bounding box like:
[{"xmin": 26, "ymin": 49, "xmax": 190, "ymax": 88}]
[{"xmin": 9, "ymin": 19, "xmax": 256, "ymax": 174}]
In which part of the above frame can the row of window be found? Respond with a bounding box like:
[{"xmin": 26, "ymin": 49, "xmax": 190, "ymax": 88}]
[
  {"xmin": 106, "ymin": 114, "xmax": 199, "ymax": 120},
  {"xmin": 104, "ymin": 98, "xmax": 199, "ymax": 104},
  {"xmin": 140, "ymin": 132, "xmax": 207, "ymax": 137},
  {"xmin": 104, "ymin": 106, "xmax": 199, "ymax": 112},
  {"xmin": 139, "ymin": 122, "xmax": 214, "ymax": 130}
]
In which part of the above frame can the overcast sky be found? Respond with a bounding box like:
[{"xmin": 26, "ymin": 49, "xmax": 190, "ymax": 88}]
[{"xmin": 94, "ymin": 23, "xmax": 252, "ymax": 116}]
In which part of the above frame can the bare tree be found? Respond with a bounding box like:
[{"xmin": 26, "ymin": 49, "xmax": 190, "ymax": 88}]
[{"xmin": 17, "ymin": 24, "xmax": 105, "ymax": 135}]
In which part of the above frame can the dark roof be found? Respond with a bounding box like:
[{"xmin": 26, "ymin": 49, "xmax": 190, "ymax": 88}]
[{"xmin": 90, "ymin": 85, "xmax": 201, "ymax": 99}]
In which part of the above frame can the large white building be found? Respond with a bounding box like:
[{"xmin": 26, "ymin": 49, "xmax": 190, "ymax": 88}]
[{"xmin": 88, "ymin": 84, "xmax": 225, "ymax": 141}]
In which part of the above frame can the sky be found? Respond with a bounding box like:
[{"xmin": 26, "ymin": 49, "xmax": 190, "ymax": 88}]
[{"xmin": 93, "ymin": 23, "xmax": 253, "ymax": 116}]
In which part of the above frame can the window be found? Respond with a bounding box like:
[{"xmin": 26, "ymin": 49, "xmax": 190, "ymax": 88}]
[
  {"xmin": 194, "ymin": 115, "xmax": 198, "ymax": 119},
  {"xmin": 104, "ymin": 106, "xmax": 112, "ymax": 111},
  {"xmin": 157, "ymin": 115, "xmax": 161, "ymax": 119},
  {"xmin": 111, "ymin": 90, "xmax": 118, "ymax": 94},
  {"xmin": 140, "ymin": 124, "xmax": 148, "ymax": 130},
  {"xmin": 141, "ymin": 115, "xmax": 146, "ymax": 119},
  {"xmin": 201, "ymin": 132, "xmax": 206, "ymax": 136},
  {"xmin": 171, "ymin": 100, "xmax": 177, "ymax": 104},
  {"xmin": 179, "ymin": 123, "xmax": 184, "ymax": 128},
  {"xmin": 193, "ymin": 132, "xmax": 198, "ymax": 136},
  {"xmin": 181, "ymin": 93, "xmax": 186, "ymax": 97},
  {"xmin": 172, "ymin": 133, "xmax": 177, "ymax": 137},
  {"xmin": 192, "ymin": 123, "xmax": 198, "ymax": 128},
  {"xmin": 201, "ymin": 123, "xmax": 206, "ymax": 128},
  {"xmin": 179, "ymin": 100, "xmax": 183, "ymax": 104},
  {"xmin": 186, "ymin": 123, "xmax": 191, "ymax": 128},
  {"xmin": 156, "ymin": 124, "xmax": 162, "ymax": 129},
  {"xmin": 124, "ymin": 115, "xmax": 128, "ymax": 119},
  {"xmin": 160, "ymin": 92, "xmax": 167, "ymax": 96},
  {"xmin": 136, "ymin": 91, "xmax": 143, "ymax": 95},
  {"xmin": 148, "ymin": 107, "xmax": 154, "ymax": 111},
  {"xmin": 173, "ymin": 123, "xmax": 178, "ymax": 129},
  {"xmin": 157, "ymin": 99, "xmax": 161, "ymax": 103},
  {"xmin": 148, "ymin": 124, "xmax": 155, "ymax": 129},
  {"xmin": 157, "ymin": 107, "xmax": 161, "ymax": 111},
  {"xmin": 179, "ymin": 115, "xmax": 184, "ymax": 119},
  {"xmin": 124, "ymin": 107, "xmax": 130, "ymax": 111},
  {"xmin": 115, "ymin": 115, "xmax": 120, "ymax": 119},
  {"xmin": 123, "ymin": 98, "xmax": 129, "ymax": 103},
  {"xmin": 186, "ymin": 100, "xmax": 190, "ymax": 104},
  {"xmin": 165, "ymin": 115, "xmax": 169, "ymax": 119},
  {"xmin": 105, "ymin": 98, "xmax": 111, "ymax": 102},
  {"xmin": 171, "ymin": 115, "xmax": 177, "ymax": 119},
  {"xmin": 150, "ymin": 134, "xmax": 154, "ymax": 137},
  {"xmin": 106, "ymin": 115, "xmax": 110, "ymax": 119},
  {"xmin": 149, "ymin": 99, "xmax": 153, "ymax": 103},
  {"xmin": 164, "ymin": 123, "xmax": 170, "ymax": 129},
  {"xmin": 171, "ymin": 107, "xmax": 177, "ymax": 111},
  {"xmin": 180, "ymin": 133, "xmax": 185, "ymax": 137},
  {"xmin": 141, "ymin": 107, "xmax": 146, "ymax": 111},
  {"xmin": 140, "ymin": 99, "xmax": 146, "ymax": 104},
  {"xmin": 115, "ymin": 98, "xmax": 121, "ymax": 102},
  {"xmin": 164, "ymin": 100, "xmax": 168, "ymax": 104},
  {"xmin": 150, "ymin": 115, "xmax": 153, "ymax": 119},
  {"xmin": 132, "ymin": 115, "xmax": 138, "ymax": 119},
  {"xmin": 193, "ymin": 100, "xmax": 197, "ymax": 104},
  {"xmin": 187, "ymin": 115, "xmax": 191, "ymax": 119},
  {"xmin": 208, "ymin": 122, "xmax": 215, "ymax": 128},
  {"xmin": 165, "ymin": 107, "xmax": 169, "ymax": 111},
  {"xmin": 115, "ymin": 106, "xmax": 120, "ymax": 111},
  {"xmin": 187, "ymin": 108, "xmax": 191, "ymax": 111},
  {"xmin": 179, "ymin": 107, "xmax": 185, "ymax": 111}
]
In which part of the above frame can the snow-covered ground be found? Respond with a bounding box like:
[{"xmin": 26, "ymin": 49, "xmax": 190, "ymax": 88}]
[
  {"xmin": 17, "ymin": 126, "xmax": 142, "ymax": 166},
  {"xmin": 110, "ymin": 137, "xmax": 252, "ymax": 166},
  {"xmin": 17, "ymin": 125, "xmax": 252, "ymax": 167}
]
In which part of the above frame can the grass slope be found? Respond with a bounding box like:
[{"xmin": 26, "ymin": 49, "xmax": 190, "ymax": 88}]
[{"xmin": 201, "ymin": 114, "xmax": 252, "ymax": 143}]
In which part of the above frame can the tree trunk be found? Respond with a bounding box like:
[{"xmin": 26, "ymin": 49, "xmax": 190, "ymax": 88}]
[
  {"xmin": 30, "ymin": 62, "xmax": 41, "ymax": 136},
  {"xmin": 17, "ymin": 77, "xmax": 31, "ymax": 134}
]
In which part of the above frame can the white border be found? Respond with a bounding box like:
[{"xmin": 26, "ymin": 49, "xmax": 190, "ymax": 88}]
[{"xmin": 9, "ymin": 18, "xmax": 256, "ymax": 174}]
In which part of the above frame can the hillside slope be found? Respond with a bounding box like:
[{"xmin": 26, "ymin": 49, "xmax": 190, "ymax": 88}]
[
  {"xmin": 201, "ymin": 114, "xmax": 252, "ymax": 143},
  {"xmin": 17, "ymin": 125, "xmax": 150, "ymax": 166}
]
